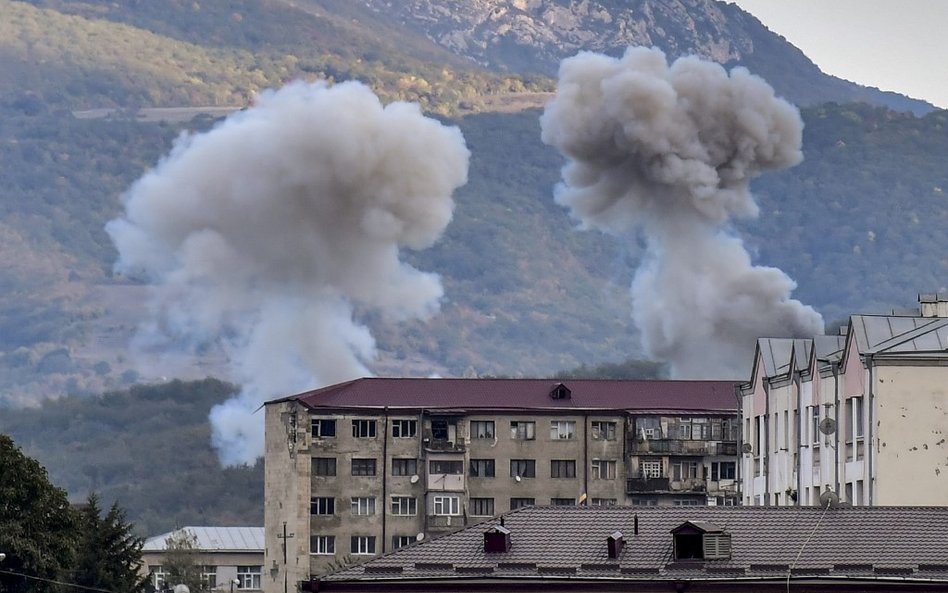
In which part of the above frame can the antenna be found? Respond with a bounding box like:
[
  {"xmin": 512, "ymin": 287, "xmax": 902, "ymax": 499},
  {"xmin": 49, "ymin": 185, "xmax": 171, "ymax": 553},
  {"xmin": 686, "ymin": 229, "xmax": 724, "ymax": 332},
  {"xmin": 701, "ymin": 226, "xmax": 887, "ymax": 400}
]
[
  {"xmin": 788, "ymin": 488, "xmax": 837, "ymax": 593},
  {"xmin": 415, "ymin": 532, "xmax": 425, "ymax": 542},
  {"xmin": 515, "ymin": 475, "xmax": 522, "ymax": 483},
  {"xmin": 818, "ymin": 418, "xmax": 837, "ymax": 435},
  {"xmin": 741, "ymin": 442, "xmax": 754, "ymax": 454},
  {"xmin": 409, "ymin": 474, "xmax": 419, "ymax": 484}
]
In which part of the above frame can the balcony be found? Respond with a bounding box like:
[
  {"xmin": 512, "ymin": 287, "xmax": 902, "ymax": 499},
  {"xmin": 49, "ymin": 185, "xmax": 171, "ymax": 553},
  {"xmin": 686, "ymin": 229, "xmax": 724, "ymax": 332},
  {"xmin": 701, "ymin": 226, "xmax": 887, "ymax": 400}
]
[
  {"xmin": 426, "ymin": 515, "xmax": 466, "ymax": 531},
  {"xmin": 427, "ymin": 473, "xmax": 465, "ymax": 491},
  {"xmin": 626, "ymin": 477, "xmax": 670, "ymax": 493},
  {"xmin": 423, "ymin": 438, "xmax": 465, "ymax": 453},
  {"xmin": 629, "ymin": 439, "xmax": 738, "ymax": 456}
]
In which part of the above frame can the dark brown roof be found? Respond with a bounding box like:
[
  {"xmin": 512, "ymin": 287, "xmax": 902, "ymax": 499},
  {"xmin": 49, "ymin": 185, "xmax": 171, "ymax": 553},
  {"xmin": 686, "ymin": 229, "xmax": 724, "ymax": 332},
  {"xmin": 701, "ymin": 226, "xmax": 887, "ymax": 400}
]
[
  {"xmin": 273, "ymin": 377, "xmax": 739, "ymax": 413},
  {"xmin": 320, "ymin": 505, "xmax": 948, "ymax": 589}
]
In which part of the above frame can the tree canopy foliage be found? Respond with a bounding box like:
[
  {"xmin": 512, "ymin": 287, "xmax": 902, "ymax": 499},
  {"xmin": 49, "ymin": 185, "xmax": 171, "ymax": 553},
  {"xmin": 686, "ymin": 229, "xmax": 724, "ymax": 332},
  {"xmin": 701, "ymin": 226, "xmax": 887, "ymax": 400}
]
[{"xmin": 75, "ymin": 493, "xmax": 149, "ymax": 593}]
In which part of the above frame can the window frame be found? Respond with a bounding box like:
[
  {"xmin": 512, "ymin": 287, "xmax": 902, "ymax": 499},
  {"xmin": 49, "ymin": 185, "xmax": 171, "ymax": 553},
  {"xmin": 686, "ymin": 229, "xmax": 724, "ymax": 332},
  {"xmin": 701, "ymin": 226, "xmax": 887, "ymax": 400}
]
[
  {"xmin": 510, "ymin": 421, "xmax": 536, "ymax": 440},
  {"xmin": 351, "ymin": 419, "xmax": 377, "ymax": 438},
  {"xmin": 312, "ymin": 457, "xmax": 336, "ymax": 477},
  {"xmin": 432, "ymin": 495, "xmax": 461, "ymax": 516},
  {"xmin": 390, "ymin": 496, "xmax": 417, "ymax": 516},
  {"xmin": 591, "ymin": 459, "xmax": 617, "ymax": 480},
  {"xmin": 351, "ymin": 458, "xmax": 377, "ymax": 476},
  {"xmin": 311, "ymin": 419, "xmax": 336, "ymax": 438},
  {"xmin": 591, "ymin": 421, "xmax": 617, "ymax": 441},
  {"xmin": 236, "ymin": 566, "xmax": 262, "ymax": 590},
  {"xmin": 510, "ymin": 497, "xmax": 535, "ymax": 510},
  {"xmin": 429, "ymin": 460, "xmax": 463, "ymax": 474},
  {"xmin": 469, "ymin": 458, "xmax": 496, "ymax": 477},
  {"xmin": 392, "ymin": 419, "xmax": 418, "ymax": 438},
  {"xmin": 470, "ymin": 420, "xmax": 496, "ymax": 439},
  {"xmin": 391, "ymin": 457, "xmax": 418, "ymax": 476},
  {"xmin": 509, "ymin": 459, "xmax": 536, "ymax": 478},
  {"xmin": 549, "ymin": 420, "xmax": 576, "ymax": 440},
  {"xmin": 310, "ymin": 535, "xmax": 335, "ymax": 555},
  {"xmin": 350, "ymin": 536, "xmax": 377, "ymax": 556},
  {"xmin": 310, "ymin": 496, "xmax": 335, "ymax": 516},
  {"xmin": 550, "ymin": 459, "xmax": 577, "ymax": 478},
  {"xmin": 470, "ymin": 497, "xmax": 495, "ymax": 516},
  {"xmin": 350, "ymin": 497, "xmax": 377, "ymax": 516}
]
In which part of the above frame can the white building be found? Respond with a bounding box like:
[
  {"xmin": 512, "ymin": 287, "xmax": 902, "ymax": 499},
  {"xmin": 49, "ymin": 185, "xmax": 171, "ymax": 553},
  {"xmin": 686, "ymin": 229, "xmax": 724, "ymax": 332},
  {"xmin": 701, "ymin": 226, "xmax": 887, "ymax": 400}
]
[
  {"xmin": 740, "ymin": 293, "xmax": 948, "ymax": 506},
  {"xmin": 142, "ymin": 526, "xmax": 265, "ymax": 592}
]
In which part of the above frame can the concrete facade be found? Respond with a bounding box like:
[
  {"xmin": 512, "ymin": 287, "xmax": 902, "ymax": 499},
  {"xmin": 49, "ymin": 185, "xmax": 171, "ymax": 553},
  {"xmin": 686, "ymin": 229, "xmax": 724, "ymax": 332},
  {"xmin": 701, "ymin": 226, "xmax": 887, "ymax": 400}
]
[
  {"xmin": 142, "ymin": 527, "xmax": 264, "ymax": 592},
  {"xmin": 740, "ymin": 294, "xmax": 948, "ymax": 506},
  {"xmin": 262, "ymin": 379, "xmax": 740, "ymax": 592}
]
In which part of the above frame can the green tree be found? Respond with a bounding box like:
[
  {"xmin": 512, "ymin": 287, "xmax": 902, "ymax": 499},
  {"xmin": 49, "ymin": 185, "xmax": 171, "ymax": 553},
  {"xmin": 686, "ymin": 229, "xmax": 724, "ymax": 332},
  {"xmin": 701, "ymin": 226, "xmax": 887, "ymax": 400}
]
[
  {"xmin": 74, "ymin": 493, "xmax": 149, "ymax": 593},
  {"xmin": 161, "ymin": 530, "xmax": 209, "ymax": 593},
  {"xmin": 0, "ymin": 434, "xmax": 78, "ymax": 593}
]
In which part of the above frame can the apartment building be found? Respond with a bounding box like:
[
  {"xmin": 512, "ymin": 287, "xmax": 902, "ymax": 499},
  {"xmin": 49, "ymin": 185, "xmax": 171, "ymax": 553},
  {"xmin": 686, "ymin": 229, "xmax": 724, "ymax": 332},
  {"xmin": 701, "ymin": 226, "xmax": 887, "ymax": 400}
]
[
  {"xmin": 262, "ymin": 378, "xmax": 739, "ymax": 590},
  {"xmin": 142, "ymin": 527, "xmax": 264, "ymax": 592},
  {"xmin": 740, "ymin": 293, "xmax": 948, "ymax": 506}
]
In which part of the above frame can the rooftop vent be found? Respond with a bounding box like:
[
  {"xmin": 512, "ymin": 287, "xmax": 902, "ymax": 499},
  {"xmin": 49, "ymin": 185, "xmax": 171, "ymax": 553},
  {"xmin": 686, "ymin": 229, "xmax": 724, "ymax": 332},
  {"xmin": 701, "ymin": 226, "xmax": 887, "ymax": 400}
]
[
  {"xmin": 607, "ymin": 531, "xmax": 624, "ymax": 559},
  {"xmin": 484, "ymin": 525, "xmax": 511, "ymax": 553},
  {"xmin": 550, "ymin": 383, "xmax": 571, "ymax": 400}
]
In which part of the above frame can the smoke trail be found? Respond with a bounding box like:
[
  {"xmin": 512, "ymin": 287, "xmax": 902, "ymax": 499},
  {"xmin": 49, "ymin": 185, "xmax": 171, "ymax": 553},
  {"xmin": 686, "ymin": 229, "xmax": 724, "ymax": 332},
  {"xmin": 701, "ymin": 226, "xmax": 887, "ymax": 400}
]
[
  {"xmin": 107, "ymin": 81, "xmax": 469, "ymax": 465},
  {"xmin": 540, "ymin": 47, "xmax": 822, "ymax": 379}
]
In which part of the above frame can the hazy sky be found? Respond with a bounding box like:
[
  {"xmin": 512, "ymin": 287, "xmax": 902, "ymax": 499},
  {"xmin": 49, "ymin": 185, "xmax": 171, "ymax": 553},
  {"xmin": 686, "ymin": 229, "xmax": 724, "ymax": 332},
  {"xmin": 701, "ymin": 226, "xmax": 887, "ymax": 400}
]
[{"xmin": 731, "ymin": 0, "xmax": 948, "ymax": 109}]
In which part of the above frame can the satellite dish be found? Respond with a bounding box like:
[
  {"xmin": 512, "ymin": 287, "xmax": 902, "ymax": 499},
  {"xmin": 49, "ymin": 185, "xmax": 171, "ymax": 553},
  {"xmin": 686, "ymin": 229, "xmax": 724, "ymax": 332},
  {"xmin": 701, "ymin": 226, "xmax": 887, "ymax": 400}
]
[
  {"xmin": 818, "ymin": 488, "xmax": 839, "ymax": 508},
  {"xmin": 819, "ymin": 418, "xmax": 837, "ymax": 435},
  {"xmin": 174, "ymin": 585, "xmax": 190, "ymax": 593},
  {"xmin": 741, "ymin": 442, "xmax": 754, "ymax": 454},
  {"xmin": 415, "ymin": 532, "xmax": 425, "ymax": 542},
  {"xmin": 409, "ymin": 474, "xmax": 419, "ymax": 484},
  {"xmin": 515, "ymin": 475, "xmax": 522, "ymax": 482}
]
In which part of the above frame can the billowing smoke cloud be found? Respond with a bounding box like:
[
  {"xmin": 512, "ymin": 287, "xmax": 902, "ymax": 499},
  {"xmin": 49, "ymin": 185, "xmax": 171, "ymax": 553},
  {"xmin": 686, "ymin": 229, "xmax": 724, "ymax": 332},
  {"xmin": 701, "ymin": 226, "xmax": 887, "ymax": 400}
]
[
  {"xmin": 540, "ymin": 47, "xmax": 823, "ymax": 378},
  {"xmin": 107, "ymin": 81, "xmax": 469, "ymax": 465}
]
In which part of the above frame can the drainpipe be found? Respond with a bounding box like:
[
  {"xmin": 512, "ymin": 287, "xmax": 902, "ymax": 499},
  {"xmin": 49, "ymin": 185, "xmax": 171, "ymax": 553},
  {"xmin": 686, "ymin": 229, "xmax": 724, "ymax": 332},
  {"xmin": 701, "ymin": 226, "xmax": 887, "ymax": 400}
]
[
  {"xmin": 833, "ymin": 363, "xmax": 840, "ymax": 498},
  {"xmin": 734, "ymin": 384, "xmax": 743, "ymax": 505},
  {"xmin": 763, "ymin": 380, "xmax": 770, "ymax": 505},
  {"xmin": 381, "ymin": 408, "xmax": 389, "ymax": 553},
  {"xmin": 583, "ymin": 413, "xmax": 589, "ymax": 505},
  {"xmin": 867, "ymin": 354, "xmax": 875, "ymax": 506},
  {"xmin": 794, "ymin": 373, "xmax": 802, "ymax": 506}
]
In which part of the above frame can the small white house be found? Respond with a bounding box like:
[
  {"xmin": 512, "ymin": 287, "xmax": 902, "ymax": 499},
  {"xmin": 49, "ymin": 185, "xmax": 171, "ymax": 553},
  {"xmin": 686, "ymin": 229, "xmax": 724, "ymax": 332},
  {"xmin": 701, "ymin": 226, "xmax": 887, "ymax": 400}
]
[{"xmin": 142, "ymin": 526, "xmax": 265, "ymax": 592}]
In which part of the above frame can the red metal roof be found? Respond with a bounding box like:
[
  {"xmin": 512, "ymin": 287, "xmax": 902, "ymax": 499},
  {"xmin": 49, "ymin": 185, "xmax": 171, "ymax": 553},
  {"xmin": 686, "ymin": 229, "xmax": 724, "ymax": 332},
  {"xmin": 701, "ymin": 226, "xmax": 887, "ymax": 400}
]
[{"xmin": 277, "ymin": 377, "xmax": 739, "ymax": 413}]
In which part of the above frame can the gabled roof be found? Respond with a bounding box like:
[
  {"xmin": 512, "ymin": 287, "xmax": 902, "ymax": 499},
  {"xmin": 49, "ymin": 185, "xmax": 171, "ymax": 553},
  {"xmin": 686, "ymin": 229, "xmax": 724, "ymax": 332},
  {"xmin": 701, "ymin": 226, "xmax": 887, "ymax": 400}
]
[
  {"xmin": 271, "ymin": 378, "xmax": 739, "ymax": 414},
  {"xmin": 753, "ymin": 338, "xmax": 795, "ymax": 380},
  {"xmin": 850, "ymin": 314, "xmax": 948, "ymax": 356},
  {"xmin": 143, "ymin": 526, "xmax": 264, "ymax": 552},
  {"xmin": 320, "ymin": 506, "xmax": 948, "ymax": 588}
]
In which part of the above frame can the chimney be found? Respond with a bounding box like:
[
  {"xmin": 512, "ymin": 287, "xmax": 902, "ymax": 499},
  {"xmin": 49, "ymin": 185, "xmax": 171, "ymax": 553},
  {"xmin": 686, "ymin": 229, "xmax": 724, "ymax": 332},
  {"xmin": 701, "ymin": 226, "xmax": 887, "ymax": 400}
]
[
  {"xmin": 484, "ymin": 525, "xmax": 511, "ymax": 553},
  {"xmin": 607, "ymin": 530, "xmax": 624, "ymax": 559},
  {"xmin": 919, "ymin": 293, "xmax": 948, "ymax": 318}
]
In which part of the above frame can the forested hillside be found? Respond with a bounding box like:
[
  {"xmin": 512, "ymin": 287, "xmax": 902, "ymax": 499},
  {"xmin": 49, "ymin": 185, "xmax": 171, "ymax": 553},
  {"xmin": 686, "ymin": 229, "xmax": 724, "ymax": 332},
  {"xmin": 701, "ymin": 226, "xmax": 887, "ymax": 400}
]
[{"xmin": 0, "ymin": 379, "xmax": 263, "ymax": 536}]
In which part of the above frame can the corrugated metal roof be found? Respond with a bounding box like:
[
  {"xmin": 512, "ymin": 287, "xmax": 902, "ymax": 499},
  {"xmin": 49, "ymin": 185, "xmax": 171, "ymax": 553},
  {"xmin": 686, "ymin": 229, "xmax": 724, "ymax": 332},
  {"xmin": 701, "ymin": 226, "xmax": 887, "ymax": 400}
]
[
  {"xmin": 851, "ymin": 315, "xmax": 948, "ymax": 355},
  {"xmin": 755, "ymin": 338, "xmax": 794, "ymax": 378},
  {"xmin": 143, "ymin": 527, "xmax": 264, "ymax": 552},
  {"xmin": 274, "ymin": 378, "xmax": 739, "ymax": 413},
  {"xmin": 322, "ymin": 506, "xmax": 948, "ymax": 585}
]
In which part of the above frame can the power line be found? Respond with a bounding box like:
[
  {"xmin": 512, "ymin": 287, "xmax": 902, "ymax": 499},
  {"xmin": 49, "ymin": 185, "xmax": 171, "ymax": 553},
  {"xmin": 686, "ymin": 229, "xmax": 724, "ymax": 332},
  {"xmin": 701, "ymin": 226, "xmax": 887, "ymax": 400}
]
[{"xmin": 0, "ymin": 567, "xmax": 118, "ymax": 593}]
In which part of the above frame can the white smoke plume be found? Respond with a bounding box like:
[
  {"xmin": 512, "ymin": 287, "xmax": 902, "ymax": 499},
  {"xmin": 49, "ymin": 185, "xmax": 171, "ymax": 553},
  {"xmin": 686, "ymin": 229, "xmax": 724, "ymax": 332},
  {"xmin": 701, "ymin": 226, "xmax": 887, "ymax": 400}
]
[
  {"xmin": 107, "ymin": 81, "xmax": 469, "ymax": 465},
  {"xmin": 540, "ymin": 47, "xmax": 823, "ymax": 379}
]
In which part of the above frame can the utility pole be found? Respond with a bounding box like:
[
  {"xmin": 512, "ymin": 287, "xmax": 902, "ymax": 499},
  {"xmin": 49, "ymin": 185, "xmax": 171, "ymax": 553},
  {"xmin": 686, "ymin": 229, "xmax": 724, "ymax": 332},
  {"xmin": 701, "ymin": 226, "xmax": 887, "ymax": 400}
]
[{"xmin": 277, "ymin": 522, "xmax": 295, "ymax": 593}]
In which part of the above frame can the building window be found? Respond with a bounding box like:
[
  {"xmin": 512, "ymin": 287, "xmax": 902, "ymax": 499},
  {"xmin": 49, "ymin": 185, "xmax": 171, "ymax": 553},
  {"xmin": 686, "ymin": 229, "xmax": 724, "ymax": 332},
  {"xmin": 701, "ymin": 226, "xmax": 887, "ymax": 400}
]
[
  {"xmin": 350, "ymin": 536, "xmax": 376, "ymax": 555},
  {"xmin": 432, "ymin": 495, "xmax": 461, "ymax": 516},
  {"xmin": 391, "ymin": 457, "xmax": 417, "ymax": 476},
  {"xmin": 591, "ymin": 498, "xmax": 617, "ymax": 506},
  {"xmin": 470, "ymin": 497, "xmax": 495, "ymax": 516},
  {"xmin": 640, "ymin": 460, "xmax": 662, "ymax": 478},
  {"xmin": 201, "ymin": 566, "xmax": 217, "ymax": 589},
  {"xmin": 310, "ymin": 497, "xmax": 335, "ymax": 515},
  {"xmin": 392, "ymin": 419, "xmax": 417, "ymax": 438},
  {"xmin": 236, "ymin": 566, "xmax": 262, "ymax": 590},
  {"xmin": 392, "ymin": 535, "xmax": 415, "ymax": 549},
  {"xmin": 631, "ymin": 498, "xmax": 658, "ymax": 506},
  {"xmin": 810, "ymin": 407, "xmax": 820, "ymax": 445},
  {"xmin": 710, "ymin": 461, "xmax": 736, "ymax": 481},
  {"xmin": 551, "ymin": 497, "xmax": 574, "ymax": 506},
  {"xmin": 351, "ymin": 419, "xmax": 377, "ymax": 438},
  {"xmin": 510, "ymin": 421, "xmax": 536, "ymax": 440},
  {"xmin": 673, "ymin": 460, "xmax": 699, "ymax": 481},
  {"xmin": 351, "ymin": 458, "xmax": 377, "ymax": 476},
  {"xmin": 510, "ymin": 459, "xmax": 536, "ymax": 478},
  {"xmin": 351, "ymin": 497, "xmax": 376, "ymax": 516},
  {"xmin": 429, "ymin": 460, "xmax": 463, "ymax": 474},
  {"xmin": 550, "ymin": 420, "xmax": 576, "ymax": 440},
  {"xmin": 851, "ymin": 396, "xmax": 865, "ymax": 439},
  {"xmin": 591, "ymin": 421, "xmax": 617, "ymax": 441},
  {"xmin": 390, "ymin": 496, "xmax": 417, "ymax": 516},
  {"xmin": 591, "ymin": 459, "xmax": 617, "ymax": 480},
  {"xmin": 312, "ymin": 457, "xmax": 336, "ymax": 477},
  {"xmin": 672, "ymin": 499, "xmax": 703, "ymax": 506},
  {"xmin": 311, "ymin": 419, "xmax": 336, "ymax": 438},
  {"xmin": 470, "ymin": 420, "xmax": 495, "ymax": 439},
  {"xmin": 510, "ymin": 497, "xmax": 535, "ymax": 510},
  {"xmin": 311, "ymin": 535, "xmax": 335, "ymax": 555},
  {"xmin": 149, "ymin": 566, "xmax": 168, "ymax": 590},
  {"xmin": 550, "ymin": 459, "xmax": 576, "ymax": 478},
  {"xmin": 470, "ymin": 458, "xmax": 495, "ymax": 477}
]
